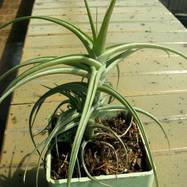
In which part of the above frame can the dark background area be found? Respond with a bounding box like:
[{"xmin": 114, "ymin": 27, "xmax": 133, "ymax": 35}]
[
  {"xmin": 160, "ymin": 0, "xmax": 187, "ymax": 27},
  {"xmin": 0, "ymin": 0, "xmax": 4, "ymax": 7},
  {"xmin": 0, "ymin": 0, "xmax": 35, "ymax": 152}
]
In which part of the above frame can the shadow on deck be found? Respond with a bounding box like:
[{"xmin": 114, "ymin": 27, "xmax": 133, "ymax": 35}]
[{"xmin": 0, "ymin": 0, "xmax": 35, "ymax": 152}]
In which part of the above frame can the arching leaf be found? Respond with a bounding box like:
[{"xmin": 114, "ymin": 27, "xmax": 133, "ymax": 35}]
[{"xmin": 0, "ymin": 16, "xmax": 93, "ymax": 55}]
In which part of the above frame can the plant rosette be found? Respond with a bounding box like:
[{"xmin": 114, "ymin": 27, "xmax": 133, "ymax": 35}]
[{"xmin": 0, "ymin": 1, "xmax": 187, "ymax": 187}]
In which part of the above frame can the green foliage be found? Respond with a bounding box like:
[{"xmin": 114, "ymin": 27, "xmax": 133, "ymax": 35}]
[{"xmin": 0, "ymin": 1, "xmax": 187, "ymax": 187}]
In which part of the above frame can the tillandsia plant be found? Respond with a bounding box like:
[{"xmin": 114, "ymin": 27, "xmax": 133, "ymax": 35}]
[{"xmin": 0, "ymin": 0, "xmax": 187, "ymax": 187}]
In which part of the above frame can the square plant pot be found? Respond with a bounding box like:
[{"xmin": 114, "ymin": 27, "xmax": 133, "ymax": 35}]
[
  {"xmin": 46, "ymin": 153, "xmax": 153, "ymax": 187},
  {"xmin": 46, "ymin": 110, "xmax": 154, "ymax": 187}
]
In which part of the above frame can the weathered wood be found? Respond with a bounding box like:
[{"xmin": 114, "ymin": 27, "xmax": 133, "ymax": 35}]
[
  {"xmin": 34, "ymin": 0, "xmax": 159, "ymax": 8},
  {"xmin": 32, "ymin": 6, "xmax": 172, "ymax": 19},
  {"xmin": 28, "ymin": 21, "xmax": 185, "ymax": 35},
  {"xmin": 1, "ymin": 1, "xmax": 187, "ymax": 187},
  {"xmin": 24, "ymin": 32, "xmax": 187, "ymax": 48},
  {"xmin": 0, "ymin": 0, "xmax": 22, "ymax": 58},
  {"xmin": 6, "ymin": 93, "xmax": 187, "ymax": 128},
  {"xmin": 21, "ymin": 46, "xmax": 187, "ymax": 60},
  {"xmin": 10, "ymin": 72, "xmax": 187, "ymax": 103}
]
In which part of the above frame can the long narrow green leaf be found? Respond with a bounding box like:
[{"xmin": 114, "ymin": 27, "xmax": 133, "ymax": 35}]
[
  {"xmin": 67, "ymin": 64, "xmax": 106, "ymax": 186},
  {"xmin": 81, "ymin": 141, "xmax": 111, "ymax": 187},
  {"xmin": 134, "ymin": 107, "xmax": 170, "ymax": 149},
  {"xmin": 35, "ymin": 112, "xmax": 79, "ymax": 187},
  {"xmin": 95, "ymin": 7, "xmax": 98, "ymax": 35},
  {"xmin": 29, "ymin": 82, "xmax": 88, "ymax": 131},
  {"xmin": 0, "ymin": 16, "xmax": 93, "ymax": 55},
  {"xmin": 0, "ymin": 67, "xmax": 88, "ymax": 104},
  {"xmin": 97, "ymin": 104, "xmax": 170, "ymax": 149},
  {"xmin": 116, "ymin": 64, "xmax": 120, "ymax": 85},
  {"xmin": 23, "ymin": 138, "xmax": 48, "ymax": 182},
  {"xmin": 28, "ymin": 82, "xmax": 88, "ymax": 155},
  {"xmin": 67, "ymin": 67, "xmax": 98, "ymax": 186},
  {"xmin": 101, "ymin": 42, "xmax": 187, "ymax": 61},
  {"xmin": 105, "ymin": 49, "xmax": 140, "ymax": 71},
  {"xmin": 0, "ymin": 56, "xmax": 57, "ymax": 83},
  {"xmin": 50, "ymin": 100, "xmax": 71, "ymax": 118},
  {"xmin": 94, "ymin": 0, "xmax": 116, "ymax": 56},
  {"xmin": 29, "ymin": 99, "xmax": 71, "ymax": 157},
  {"xmin": 3, "ymin": 55, "xmax": 101, "ymax": 94},
  {"xmin": 67, "ymin": 65, "xmax": 106, "ymax": 186},
  {"xmin": 41, "ymin": 84, "xmax": 86, "ymax": 110},
  {"xmin": 84, "ymin": 0, "xmax": 97, "ymax": 42},
  {"xmin": 99, "ymin": 84, "xmax": 159, "ymax": 187},
  {"xmin": 89, "ymin": 123, "xmax": 128, "ymax": 160},
  {"xmin": 96, "ymin": 104, "xmax": 128, "ymax": 113}
]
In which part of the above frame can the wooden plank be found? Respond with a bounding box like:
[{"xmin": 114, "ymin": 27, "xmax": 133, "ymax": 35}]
[
  {"xmin": 20, "ymin": 51, "xmax": 187, "ymax": 72},
  {"xmin": 11, "ymin": 72, "xmax": 187, "ymax": 104},
  {"xmin": 20, "ymin": 48, "xmax": 187, "ymax": 75},
  {"xmin": 9, "ymin": 92, "xmax": 187, "ymax": 126},
  {"xmin": 34, "ymin": 0, "xmax": 160, "ymax": 8},
  {"xmin": 21, "ymin": 45, "xmax": 187, "ymax": 60},
  {"xmin": 153, "ymin": 150, "xmax": 187, "ymax": 187},
  {"xmin": 29, "ymin": 13, "xmax": 177, "ymax": 25},
  {"xmin": 21, "ymin": 46, "xmax": 86, "ymax": 59},
  {"xmin": 0, "ymin": 130, "xmax": 42, "ymax": 167},
  {"xmin": 33, "ymin": 4, "xmax": 171, "ymax": 16},
  {"xmin": 32, "ymin": 7, "xmax": 173, "ymax": 20},
  {"xmin": 24, "ymin": 32, "xmax": 187, "ymax": 49},
  {"xmin": 29, "ymin": 17, "xmax": 181, "ymax": 31},
  {"xmin": 28, "ymin": 21, "xmax": 186, "ymax": 36},
  {"xmin": 6, "ymin": 93, "xmax": 187, "ymax": 129},
  {"xmin": 146, "ymin": 119, "xmax": 187, "ymax": 151}
]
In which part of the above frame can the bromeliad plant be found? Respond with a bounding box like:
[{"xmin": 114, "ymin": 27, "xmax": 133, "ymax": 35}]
[{"xmin": 0, "ymin": 0, "xmax": 187, "ymax": 187}]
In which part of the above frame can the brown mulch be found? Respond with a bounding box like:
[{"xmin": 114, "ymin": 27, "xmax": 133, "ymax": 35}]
[{"xmin": 50, "ymin": 112, "xmax": 148, "ymax": 180}]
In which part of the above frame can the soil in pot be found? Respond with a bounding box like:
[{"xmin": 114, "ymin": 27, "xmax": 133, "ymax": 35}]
[{"xmin": 50, "ymin": 112, "xmax": 149, "ymax": 180}]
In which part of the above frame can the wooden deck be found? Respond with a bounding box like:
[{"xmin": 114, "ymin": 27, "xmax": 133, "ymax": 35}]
[
  {"xmin": 0, "ymin": 0, "xmax": 187, "ymax": 186},
  {"xmin": 0, "ymin": 0, "xmax": 22, "ymax": 60}
]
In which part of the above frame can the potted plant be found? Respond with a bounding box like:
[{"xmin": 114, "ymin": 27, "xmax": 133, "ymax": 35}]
[{"xmin": 0, "ymin": 1, "xmax": 186, "ymax": 187}]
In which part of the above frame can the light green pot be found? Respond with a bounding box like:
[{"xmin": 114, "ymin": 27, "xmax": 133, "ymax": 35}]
[
  {"xmin": 46, "ymin": 152, "xmax": 153, "ymax": 187},
  {"xmin": 46, "ymin": 110, "xmax": 154, "ymax": 187}
]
